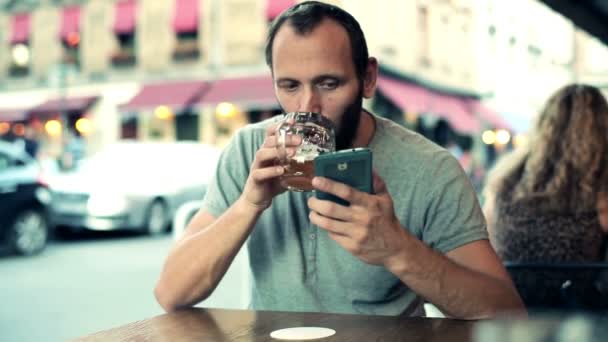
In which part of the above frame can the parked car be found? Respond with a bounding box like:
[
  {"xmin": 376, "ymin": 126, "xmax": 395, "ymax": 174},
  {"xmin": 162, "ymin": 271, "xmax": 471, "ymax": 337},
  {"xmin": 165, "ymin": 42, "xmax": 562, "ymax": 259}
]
[
  {"xmin": 0, "ymin": 140, "xmax": 51, "ymax": 256},
  {"xmin": 49, "ymin": 141, "xmax": 220, "ymax": 235}
]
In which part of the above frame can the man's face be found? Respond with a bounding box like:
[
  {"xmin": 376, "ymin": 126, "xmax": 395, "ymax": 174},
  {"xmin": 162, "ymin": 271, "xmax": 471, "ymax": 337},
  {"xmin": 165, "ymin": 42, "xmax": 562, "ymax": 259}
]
[{"xmin": 271, "ymin": 18, "xmax": 365, "ymax": 150}]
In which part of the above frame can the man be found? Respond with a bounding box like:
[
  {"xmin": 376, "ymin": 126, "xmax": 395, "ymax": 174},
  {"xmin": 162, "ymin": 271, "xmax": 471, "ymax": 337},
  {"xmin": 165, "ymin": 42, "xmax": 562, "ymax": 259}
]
[{"xmin": 155, "ymin": 1, "xmax": 525, "ymax": 318}]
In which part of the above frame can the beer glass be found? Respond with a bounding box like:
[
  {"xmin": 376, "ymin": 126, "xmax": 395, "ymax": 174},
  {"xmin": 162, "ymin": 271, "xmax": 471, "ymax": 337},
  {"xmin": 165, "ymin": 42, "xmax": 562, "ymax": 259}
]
[{"xmin": 276, "ymin": 112, "xmax": 335, "ymax": 191}]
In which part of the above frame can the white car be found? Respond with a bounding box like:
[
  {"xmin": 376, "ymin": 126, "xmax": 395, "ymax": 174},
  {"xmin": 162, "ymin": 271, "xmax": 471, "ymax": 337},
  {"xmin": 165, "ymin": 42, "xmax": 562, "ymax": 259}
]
[{"xmin": 49, "ymin": 141, "xmax": 220, "ymax": 235}]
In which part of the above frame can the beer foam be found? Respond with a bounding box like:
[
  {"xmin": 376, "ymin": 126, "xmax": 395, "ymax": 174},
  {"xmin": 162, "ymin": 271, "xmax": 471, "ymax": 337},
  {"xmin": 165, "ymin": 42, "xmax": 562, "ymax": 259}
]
[
  {"xmin": 292, "ymin": 140, "xmax": 332, "ymax": 163},
  {"xmin": 293, "ymin": 153, "xmax": 315, "ymax": 163}
]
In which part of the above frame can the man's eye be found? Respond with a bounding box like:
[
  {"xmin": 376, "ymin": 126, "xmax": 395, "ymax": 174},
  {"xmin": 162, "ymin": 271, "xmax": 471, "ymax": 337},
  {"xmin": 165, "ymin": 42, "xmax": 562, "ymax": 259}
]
[
  {"xmin": 279, "ymin": 82, "xmax": 299, "ymax": 91},
  {"xmin": 319, "ymin": 81, "xmax": 339, "ymax": 90}
]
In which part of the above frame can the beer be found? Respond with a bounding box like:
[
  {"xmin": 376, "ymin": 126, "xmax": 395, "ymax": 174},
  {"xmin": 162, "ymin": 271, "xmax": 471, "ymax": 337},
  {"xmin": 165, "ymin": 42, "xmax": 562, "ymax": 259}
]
[
  {"xmin": 275, "ymin": 112, "xmax": 336, "ymax": 191},
  {"xmin": 280, "ymin": 157, "xmax": 315, "ymax": 192}
]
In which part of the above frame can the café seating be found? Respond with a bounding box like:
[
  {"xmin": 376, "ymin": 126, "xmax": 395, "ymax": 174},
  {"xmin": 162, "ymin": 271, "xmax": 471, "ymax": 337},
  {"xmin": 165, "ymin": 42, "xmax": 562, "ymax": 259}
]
[{"xmin": 504, "ymin": 261, "xmax": 608, "ymax": 312}]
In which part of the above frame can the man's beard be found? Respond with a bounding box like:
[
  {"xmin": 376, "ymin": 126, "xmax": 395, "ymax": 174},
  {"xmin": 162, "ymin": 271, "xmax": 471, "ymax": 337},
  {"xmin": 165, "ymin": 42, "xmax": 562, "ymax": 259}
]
[{"xmin": 335, "ymin": 93, "xmax": 363, "ymax": 150}]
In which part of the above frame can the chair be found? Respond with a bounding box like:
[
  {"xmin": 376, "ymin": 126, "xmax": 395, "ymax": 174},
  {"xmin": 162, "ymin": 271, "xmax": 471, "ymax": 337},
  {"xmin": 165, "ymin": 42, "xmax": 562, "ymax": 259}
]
[{"xmin": 504, "ymin": 261, "xmax": 608, "ymax": 312}]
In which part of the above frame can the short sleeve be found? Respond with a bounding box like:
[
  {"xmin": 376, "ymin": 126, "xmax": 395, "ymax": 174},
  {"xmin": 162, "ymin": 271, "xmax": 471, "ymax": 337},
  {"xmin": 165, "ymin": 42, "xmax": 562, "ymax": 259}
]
[
  {"xmin": 202, "ymin": 128, "xmax": 257, "ymax": 218},
  {"xmin": 421, "ymin": 153, "xmax": 488, "ymax": 254}
]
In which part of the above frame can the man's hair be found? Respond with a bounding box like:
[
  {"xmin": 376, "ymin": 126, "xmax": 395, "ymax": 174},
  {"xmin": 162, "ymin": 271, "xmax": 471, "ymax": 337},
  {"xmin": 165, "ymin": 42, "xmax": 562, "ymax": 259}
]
[{"xmin": 265, "ymin": 1, "xmax": 369, "ymax": 81}]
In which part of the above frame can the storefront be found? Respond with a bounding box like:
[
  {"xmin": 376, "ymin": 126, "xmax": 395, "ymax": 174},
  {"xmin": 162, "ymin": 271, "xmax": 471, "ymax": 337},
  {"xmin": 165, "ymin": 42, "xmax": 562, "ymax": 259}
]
[{"xmin": 119, "ymin": 74, "xmax": 280, "ymax": 148}]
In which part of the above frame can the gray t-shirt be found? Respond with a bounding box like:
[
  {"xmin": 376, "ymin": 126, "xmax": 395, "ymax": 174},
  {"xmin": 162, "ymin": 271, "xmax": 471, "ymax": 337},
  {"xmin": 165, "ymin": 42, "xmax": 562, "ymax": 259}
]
[{"xmin": 203, "ymin": 113, "xmax": 488, "ymax": 316}]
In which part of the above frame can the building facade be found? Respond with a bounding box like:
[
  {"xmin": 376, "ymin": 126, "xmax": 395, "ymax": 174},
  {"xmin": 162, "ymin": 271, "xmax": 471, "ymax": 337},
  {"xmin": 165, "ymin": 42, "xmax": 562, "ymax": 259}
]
[{"xmin": 0, "ymin": 0, "xmax": 607, "ymax": 164}]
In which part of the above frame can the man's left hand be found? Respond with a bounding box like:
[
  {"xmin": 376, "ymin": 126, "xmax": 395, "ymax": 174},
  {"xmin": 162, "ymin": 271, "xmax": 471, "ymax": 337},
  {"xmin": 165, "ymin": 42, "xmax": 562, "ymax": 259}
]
[{"xmin": 307, "ymin": 172, "xmax": 407, "ymax": 266}]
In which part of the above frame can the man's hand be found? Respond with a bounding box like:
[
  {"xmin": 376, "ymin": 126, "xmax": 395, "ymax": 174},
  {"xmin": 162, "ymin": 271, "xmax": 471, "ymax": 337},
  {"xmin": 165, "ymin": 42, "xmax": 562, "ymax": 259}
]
[
  {"xmin": 307, "ymin": 171, "xmax": 408, "ymax": 266},
  {"xmin": 240, "ymin": 123, "xmax": 301, "ymax": 212},
  {"xmin": 308, "ymin": 171, "xmax": 526, "ymax": 319}
]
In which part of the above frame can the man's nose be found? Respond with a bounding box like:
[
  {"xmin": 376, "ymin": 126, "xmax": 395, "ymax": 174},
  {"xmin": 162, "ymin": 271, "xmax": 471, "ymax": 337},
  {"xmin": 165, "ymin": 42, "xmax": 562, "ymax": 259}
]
[{"xmin": 298, "ymin": 87, "xmax": 321, "ymax": 113}]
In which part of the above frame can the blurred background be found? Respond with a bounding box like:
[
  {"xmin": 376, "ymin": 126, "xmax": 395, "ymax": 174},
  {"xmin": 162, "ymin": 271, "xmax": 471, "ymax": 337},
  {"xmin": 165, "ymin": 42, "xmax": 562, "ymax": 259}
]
[{"xmin": 0, "ymin": 0, "xmax": 607, "ymax": 341}]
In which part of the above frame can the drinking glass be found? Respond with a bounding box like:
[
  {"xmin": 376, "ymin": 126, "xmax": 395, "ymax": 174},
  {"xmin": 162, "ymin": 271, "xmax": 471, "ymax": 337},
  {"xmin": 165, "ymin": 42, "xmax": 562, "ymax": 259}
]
[{"xmin": 276, "ymin": 112, "xmax": 335, "ymax": 192}]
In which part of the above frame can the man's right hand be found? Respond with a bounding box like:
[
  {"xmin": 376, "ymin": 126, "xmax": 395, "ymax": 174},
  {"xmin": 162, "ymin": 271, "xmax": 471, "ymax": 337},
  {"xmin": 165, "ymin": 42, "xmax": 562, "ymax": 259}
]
[{"xmin": 239, "ymin": 123, "xmax": 301, "ymax": 212}]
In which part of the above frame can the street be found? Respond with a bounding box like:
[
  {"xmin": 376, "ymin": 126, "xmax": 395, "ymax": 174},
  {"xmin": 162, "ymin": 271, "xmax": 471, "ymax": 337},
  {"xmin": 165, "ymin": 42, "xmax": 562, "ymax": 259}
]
[{"xmin": 0, "ymin": 231, "xmax": 173, "ymax": 342}]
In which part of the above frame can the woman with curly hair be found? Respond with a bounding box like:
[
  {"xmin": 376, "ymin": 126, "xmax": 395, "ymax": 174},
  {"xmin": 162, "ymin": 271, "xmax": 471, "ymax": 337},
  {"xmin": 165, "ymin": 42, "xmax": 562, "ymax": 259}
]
[{"xmin": 483, "ymin": 84, "xmax": 608, "ymax": 309}]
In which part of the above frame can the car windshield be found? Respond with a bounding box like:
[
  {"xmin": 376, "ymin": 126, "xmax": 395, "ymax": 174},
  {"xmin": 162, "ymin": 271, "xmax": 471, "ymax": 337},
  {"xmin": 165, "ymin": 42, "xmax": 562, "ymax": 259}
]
[{"xmin": 75, "ymin": 143, "xmax": 217, "ymax": 179}]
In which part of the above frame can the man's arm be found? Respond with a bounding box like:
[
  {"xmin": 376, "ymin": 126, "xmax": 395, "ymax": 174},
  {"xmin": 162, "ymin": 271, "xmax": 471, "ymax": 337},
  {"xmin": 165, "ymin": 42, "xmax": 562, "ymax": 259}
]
[
  {"xmin": 384, "ymin": 235, "xmax": 524, "ymax": 319},
  {"xmin": 155, "ymin": 124, "xmax": 299, "ymax": 312},
  {"xmin": 308, "ymin": 174, "xmax": 525, "ymax": 319},
  {"xmin": 154, "ymin": 201, "xmax": 262, "ymax": 312}
]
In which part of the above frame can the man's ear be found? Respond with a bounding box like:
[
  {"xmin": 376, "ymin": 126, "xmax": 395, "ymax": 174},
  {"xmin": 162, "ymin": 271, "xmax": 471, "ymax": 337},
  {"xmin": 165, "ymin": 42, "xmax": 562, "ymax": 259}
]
[{"xmin": 362, "ymin": 57, "xmax": 378, "ymax": 99}]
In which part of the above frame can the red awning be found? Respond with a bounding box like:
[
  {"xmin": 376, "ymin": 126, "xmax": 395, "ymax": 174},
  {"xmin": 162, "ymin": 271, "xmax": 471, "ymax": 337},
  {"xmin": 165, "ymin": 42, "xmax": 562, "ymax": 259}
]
[
  {"xmin": 429, "ymin": 93, "xmax": 480, "ymax": 134},
  {"xmin": 60, "ymin": 6, "xmax": 81, "ymax": 41},
  {"xmin": 266, "ymin": 0, "xmax": 296, "ymax": 21},
  {"xmin": 196, "ymin": 75, "xmax": 278, "ymax": 110},
  {"xmin": 376, "ymin": 76, "xmax": 432, "ymax": 114},
  {"xmin": 121, "ymin": 80, "xmax": 208, "ymax": 112},
  {"xmin": 30, "ymin": 96, "xmax": 98, "ymax": 115},
  {"xmin": 173, "ymin": 0, "xmax": 199, "ymax": 33},
  {"xmin": 114, "ymin": 0, "xmax": 136, "ymax": 34},
  {"xmin": 10, "ymin": 13, "xmax": 30, "ymax": 44},
  {"xmin": 376, "ymin": 76, "xmax": 480, "ymax": 134},
  {"xmin": 0, "ymin": 108, "xmax": 28, "ymax": 122},
  {"xmin": 466, "ymin": 99, "xmax": 511, "ymax": 130}
]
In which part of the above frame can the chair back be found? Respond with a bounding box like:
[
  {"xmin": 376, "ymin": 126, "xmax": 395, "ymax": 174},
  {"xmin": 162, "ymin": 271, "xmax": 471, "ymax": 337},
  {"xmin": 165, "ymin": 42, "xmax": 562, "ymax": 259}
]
[{"xmin": 504, "ymin": 262, "xmax": 608, "ymax": 312}]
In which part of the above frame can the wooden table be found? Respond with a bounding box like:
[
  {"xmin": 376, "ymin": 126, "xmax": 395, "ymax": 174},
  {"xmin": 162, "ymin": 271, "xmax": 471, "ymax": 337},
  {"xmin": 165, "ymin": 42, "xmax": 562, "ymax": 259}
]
[{"xmin": 75, "ymin": 308, "xmax": 476, "ymax": 341}]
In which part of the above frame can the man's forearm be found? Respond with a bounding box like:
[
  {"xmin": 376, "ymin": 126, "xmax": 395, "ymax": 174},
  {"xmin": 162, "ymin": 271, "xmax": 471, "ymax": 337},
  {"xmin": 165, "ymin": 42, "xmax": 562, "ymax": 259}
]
[
  {"xmin": 155, "ymin": 198, "xmax": 263, "ymax": 312},
  {"xmin": 386, "ymin": 232, "xmax": 525, "ymax": 319}
]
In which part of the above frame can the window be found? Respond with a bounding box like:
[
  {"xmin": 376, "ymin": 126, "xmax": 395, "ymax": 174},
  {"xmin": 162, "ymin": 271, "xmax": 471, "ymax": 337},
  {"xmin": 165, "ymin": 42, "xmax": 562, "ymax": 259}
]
[
  {"xmin": 8, "ymin": 13, "xmax": 30, "ymax": 77},
  {"xmin": 173, "ymin": 31, "xmax": 200, "ymax": 61},
  {"xmin": 175, "ymin": 112, "xmax": 199, "ymax": 141},
  {"xmin": 121, "ymin": 117, "xmax": 138, "ymax": 139},
  {"xmin": 172, "ymin": 0, "xmax": 200, "ymax": 62},
  {"xmin": 9, "ymin": 43, "xmax": 30, "ymax": 77},
  {"xmin": 112, "ymin": 0, "xmax": 136, "ymax": 68},
  {"xmin": 488, "ymin": 25, "xmax": 496, "ymax": 36},
  {"xmin": 528, "ymin": 45, "xmax": 542, "ymax": 68},
  {"xmin": 60, "ymin": 6, "xmax": 81, "ymax": 70},
  {"xmin": 0, "ymin": 153, "xmax": 10, "ymax": 172},
  {"xmin": 62, "ymin": 33, "xmax": 80, "ymax": 68},
  {"xmin": 112, "ymin": 32, "xmax": 136, "ymax": 67},
  {"xmin": 418, "ymin": 5, "xmax": 430, "ymax": 67}
]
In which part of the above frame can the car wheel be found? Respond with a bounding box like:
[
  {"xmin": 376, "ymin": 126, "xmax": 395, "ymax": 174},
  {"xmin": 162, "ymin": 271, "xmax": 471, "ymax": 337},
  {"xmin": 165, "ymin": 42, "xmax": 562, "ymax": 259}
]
[
  {"xmin": 9, "ymin": 208, "xmax": 49, "ymax": 256},
  {"xmin": 146, "ymin": 200, "xmax": 168, "ymax": 235}
]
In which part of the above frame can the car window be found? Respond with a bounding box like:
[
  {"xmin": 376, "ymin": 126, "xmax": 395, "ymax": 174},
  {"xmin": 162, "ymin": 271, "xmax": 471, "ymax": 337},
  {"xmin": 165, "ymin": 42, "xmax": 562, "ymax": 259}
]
[{"xmin": 0, "ymin": 152, "xmax": 12, "ymax": 172}]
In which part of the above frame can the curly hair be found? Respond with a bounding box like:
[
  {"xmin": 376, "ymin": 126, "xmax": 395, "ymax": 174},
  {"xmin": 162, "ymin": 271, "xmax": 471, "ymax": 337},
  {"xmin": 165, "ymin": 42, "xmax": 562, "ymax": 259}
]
[{"xmin": 487, "ymin": 84, "xmax": 608, "ymax": 213}]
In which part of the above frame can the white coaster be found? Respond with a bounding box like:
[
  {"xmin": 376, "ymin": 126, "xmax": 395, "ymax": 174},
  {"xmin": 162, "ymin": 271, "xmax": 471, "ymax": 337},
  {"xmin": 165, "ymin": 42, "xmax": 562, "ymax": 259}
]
[{"xmin": 270, "ymin": 327, "xmax": 336, "ymax": 340}]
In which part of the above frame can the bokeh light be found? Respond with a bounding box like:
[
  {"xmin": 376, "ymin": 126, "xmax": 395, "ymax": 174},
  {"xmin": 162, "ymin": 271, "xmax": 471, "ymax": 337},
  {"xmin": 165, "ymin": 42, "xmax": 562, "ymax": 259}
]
[
  {"xmin": 75, "ymin": 117, "xmax": 93, "ymax": 136},
  {"xmin": 513, "ymin": 133, "xmax": 528, "ymax": 148},
  {"xmin": 154, "ymin": 106, "xmax": 173, "ymax": 120},
  {"xmin": 0, "ymin": 122, "xmax": 10, "ymax": 135},
  {"xmin": 482, "ymin": 130, "xmax": 496, "ymax": 145},
  {"xmin": 67, "ymin": 32, "xmax": 80, "ymax": 47},
  {"xmin": 12, "ymin": 123, "xmax": 25, "ymax": 136},
  {"xmin": 12, "ymin": 44, "xmax": 30, "ymax": 67},
  {"xmin": 45, "ymin": 120, "xmax": 62, "ymax": 137},
  {"xmin": 496, "ymin": 129, "xmax": 511, "ymax": 145},
  {"xmin": 216, "ymin": 102, "xmax": 237, "ymax": 119}
]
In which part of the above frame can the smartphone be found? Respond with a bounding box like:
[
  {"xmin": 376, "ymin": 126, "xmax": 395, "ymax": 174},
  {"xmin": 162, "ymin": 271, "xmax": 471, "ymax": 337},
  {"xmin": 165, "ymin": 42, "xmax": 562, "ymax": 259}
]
[{"xmin": 313, "ymin": 148, "xmax": 373, "ymax": 206}]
